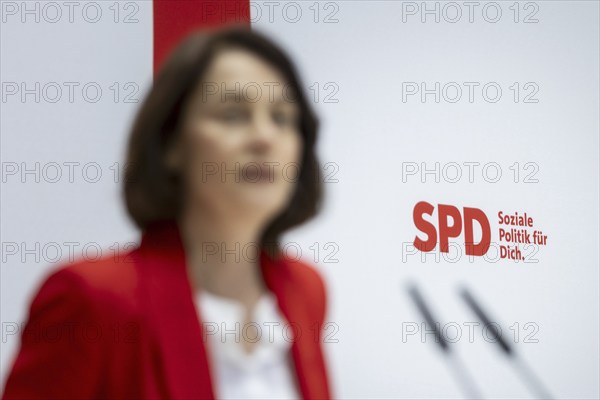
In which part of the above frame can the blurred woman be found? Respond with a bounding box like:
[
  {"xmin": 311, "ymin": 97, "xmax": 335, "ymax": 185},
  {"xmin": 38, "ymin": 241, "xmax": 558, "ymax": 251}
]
[{"xmin": 3, "ymin": 26, "xmax": 331, "ymax": 399}]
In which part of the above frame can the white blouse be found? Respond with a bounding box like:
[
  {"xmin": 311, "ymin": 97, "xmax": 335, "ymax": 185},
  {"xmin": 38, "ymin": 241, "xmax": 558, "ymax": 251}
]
[{"xmin": 195, "ymin": 289, "xmax": 301, "ymax": 399}]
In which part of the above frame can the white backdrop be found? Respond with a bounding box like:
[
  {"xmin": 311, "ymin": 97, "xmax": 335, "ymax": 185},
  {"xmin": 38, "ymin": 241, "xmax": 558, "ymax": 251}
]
[{"xmin": 1, "ymin": 1, "xmax": 599, "ymax": 398}]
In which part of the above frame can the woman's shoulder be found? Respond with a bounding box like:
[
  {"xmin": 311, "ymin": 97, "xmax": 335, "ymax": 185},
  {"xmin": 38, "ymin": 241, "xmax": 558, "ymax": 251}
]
[
  {"xmin": 4, "ymin": 249, "xmax": 145, "ymax": 399},
  {"xmin": 31, "ymin": 247, "xmax": 143, "ymax": 321},
  {"xmin": 280, "ymin": 255, "xmax": 327, "ymax": 292}
]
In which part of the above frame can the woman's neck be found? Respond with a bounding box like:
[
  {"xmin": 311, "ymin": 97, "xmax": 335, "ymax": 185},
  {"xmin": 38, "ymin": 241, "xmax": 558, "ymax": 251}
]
[{"xmin": 177, "ymin": 205, "xmax": 268, "ymax": 302}]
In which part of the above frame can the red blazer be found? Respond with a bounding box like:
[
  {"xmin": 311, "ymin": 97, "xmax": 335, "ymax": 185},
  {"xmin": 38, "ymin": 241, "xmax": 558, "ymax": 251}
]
[{"xmin": 2, "ymin": 221, "xmax": 331, "ymax": 399}]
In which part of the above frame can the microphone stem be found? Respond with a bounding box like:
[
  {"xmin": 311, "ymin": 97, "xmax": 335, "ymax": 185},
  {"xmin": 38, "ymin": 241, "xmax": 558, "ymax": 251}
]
[
  {"xmin": 446, "ymin": 351, "xmax": 484, "ymax": 400},
  {"xmin": 512, "ymin": 354, "xmax": 553, "ymax": 399}
]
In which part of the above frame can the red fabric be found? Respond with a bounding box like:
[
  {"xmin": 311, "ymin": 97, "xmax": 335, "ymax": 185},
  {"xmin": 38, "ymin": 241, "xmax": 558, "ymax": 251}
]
[
  {"xmin": 153, "ymin": 0, "xmax": 251, "ymax": 73},
  {"xmin": 2, "ymin": 220, "xmax": 331, "ymax": 399}
]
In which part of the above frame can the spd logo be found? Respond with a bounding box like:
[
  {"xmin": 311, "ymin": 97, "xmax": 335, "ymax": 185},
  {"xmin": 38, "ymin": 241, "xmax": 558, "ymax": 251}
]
[{"xmin": 413, "ymin": 201, "xmax": 491, "ymax": 256}]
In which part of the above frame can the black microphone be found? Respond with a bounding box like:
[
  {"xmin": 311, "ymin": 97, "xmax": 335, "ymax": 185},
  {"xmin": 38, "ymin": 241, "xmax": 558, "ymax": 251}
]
[
  {"xmin": 459, "ymin": 286, "xmax": 554, "ymax": 399},
  {"xmin": 406, "ymin": 283, "xmax": 483, "ymax": 399}
]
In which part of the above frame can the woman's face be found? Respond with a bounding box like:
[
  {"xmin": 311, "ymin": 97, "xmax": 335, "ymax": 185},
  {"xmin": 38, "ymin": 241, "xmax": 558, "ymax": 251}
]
[{"xmin": 171, "ymin": 48, "xmax": 303, "ymax": 223}]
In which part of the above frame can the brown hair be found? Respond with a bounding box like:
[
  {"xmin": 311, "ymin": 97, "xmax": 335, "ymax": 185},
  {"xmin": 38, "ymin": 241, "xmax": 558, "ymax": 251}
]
[{"xmin": 123, "ymin": 25, "xmax": 323, "ymax": 255}]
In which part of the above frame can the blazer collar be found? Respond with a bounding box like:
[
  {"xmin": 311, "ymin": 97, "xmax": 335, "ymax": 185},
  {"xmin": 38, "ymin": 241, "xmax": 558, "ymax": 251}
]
[{"xmin": 137, "ymin": 219, "xmax": 317, "ymax": 399}]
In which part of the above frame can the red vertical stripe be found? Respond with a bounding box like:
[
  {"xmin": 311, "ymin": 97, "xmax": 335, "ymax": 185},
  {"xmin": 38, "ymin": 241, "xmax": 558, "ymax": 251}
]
[{"xmin": 153, "ymin": 0, "xmax": 251, "ymax": 73}]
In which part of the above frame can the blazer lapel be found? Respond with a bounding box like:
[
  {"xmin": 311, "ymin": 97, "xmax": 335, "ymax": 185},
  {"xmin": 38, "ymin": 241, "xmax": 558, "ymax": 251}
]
[
  {"xmin": 138, "ymin": 220, "xmax": 215, "ymax": 399},
  {"xmin": 138, "ymin": 220, "xmax": 321, "ymax": 399},
  {"xmin": 260, "ymin": 252, "xmax": 324, "ymax": 400}
]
